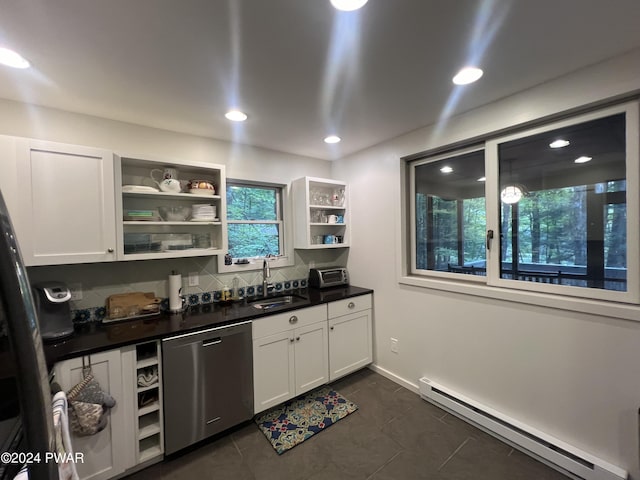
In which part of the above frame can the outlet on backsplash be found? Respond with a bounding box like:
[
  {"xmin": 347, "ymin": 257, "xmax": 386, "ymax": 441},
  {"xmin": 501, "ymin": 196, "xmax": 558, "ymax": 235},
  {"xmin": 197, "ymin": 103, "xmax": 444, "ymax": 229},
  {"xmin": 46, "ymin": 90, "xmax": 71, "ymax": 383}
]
[{"xmin": 69, "ymin": 283, "xmax": 83, "ymax": 301}]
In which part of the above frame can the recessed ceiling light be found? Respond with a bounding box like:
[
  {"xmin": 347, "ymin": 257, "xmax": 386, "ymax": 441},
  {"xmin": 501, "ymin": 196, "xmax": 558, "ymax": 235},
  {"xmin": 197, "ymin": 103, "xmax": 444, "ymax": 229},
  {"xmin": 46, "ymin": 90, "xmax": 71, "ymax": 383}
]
[
  {"xmin": 330, "ymin": 0, "xmax": 368, "ymax": 11},
  {"xmin": 477, "ymin": 176, "xmax": 486, "ymax": 182},
  {"xmin": 452, "ymin": 67, "xmax": 483, "ymax": 85},
  {"xmin": 0, "ymin": 47, "xmax": 30, "ymax": 69},
  {"xmin": 225, "ymin": 110, "xmax": 247, "ymax": 122},
  {"xmin": 324, "ymin": 135, "xmax": 341, "ymax": 144},
  {"xmin": 440, "ymin": 166, "xmax": 453, "ymax": 173},
  {"xmin": 549, "ymin": 139, "xmax": 570, "ymax": 148},
  {"xmin": 574, "ymin": 156, "xmax": 592, "ymax": 164}
]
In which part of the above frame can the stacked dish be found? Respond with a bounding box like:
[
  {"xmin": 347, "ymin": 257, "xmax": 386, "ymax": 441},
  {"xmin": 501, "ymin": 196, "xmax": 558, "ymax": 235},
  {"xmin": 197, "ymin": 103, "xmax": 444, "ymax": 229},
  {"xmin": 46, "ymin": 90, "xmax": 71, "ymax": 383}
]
[{"xmin": 191, "ymin": 204, "xmax": 217, "ymax": 222}]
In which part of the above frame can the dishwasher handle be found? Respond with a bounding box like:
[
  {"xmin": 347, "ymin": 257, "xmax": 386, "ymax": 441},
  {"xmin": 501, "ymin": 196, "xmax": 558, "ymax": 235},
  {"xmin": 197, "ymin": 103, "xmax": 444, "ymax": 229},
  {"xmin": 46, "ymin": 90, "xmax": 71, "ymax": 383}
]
[{"xmin": 202, "ymin": 337, "xmax": 222, "ymax": 347}]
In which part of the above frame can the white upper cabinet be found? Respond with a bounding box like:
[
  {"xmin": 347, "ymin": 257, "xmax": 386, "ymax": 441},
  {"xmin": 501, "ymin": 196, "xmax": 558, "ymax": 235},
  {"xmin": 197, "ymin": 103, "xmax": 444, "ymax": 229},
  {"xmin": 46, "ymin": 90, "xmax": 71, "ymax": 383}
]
[
  {"xmin": 16, "ymin": 139, "xmax": 117, "ymax": 265},
  {"xmin": 292, "ymin": 176, "xmax": 349, "ymax": 249}
]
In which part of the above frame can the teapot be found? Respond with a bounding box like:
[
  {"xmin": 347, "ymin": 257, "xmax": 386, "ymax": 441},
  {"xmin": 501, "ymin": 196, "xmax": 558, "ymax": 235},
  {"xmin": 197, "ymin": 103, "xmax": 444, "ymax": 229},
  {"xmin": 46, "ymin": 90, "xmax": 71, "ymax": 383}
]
[{"xmin": 151, "ymin": 168, "xmax": 182, "ymax": 193}]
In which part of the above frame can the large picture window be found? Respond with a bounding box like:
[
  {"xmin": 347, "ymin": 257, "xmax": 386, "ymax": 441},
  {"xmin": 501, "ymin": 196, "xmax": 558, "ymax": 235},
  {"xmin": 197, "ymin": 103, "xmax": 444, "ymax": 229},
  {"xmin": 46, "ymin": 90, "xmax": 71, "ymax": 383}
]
[{"xmin": 407, "ymin": 101, "xmax": 639, "ymax": 304}]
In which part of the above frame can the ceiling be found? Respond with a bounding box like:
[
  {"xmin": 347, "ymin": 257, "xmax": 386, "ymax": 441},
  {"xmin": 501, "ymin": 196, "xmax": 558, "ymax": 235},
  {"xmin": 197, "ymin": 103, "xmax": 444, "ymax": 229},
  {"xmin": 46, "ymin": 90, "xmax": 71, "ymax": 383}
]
[{"xmin": 1, "ymin": 1, "xmax": 640, "ymax": 161}]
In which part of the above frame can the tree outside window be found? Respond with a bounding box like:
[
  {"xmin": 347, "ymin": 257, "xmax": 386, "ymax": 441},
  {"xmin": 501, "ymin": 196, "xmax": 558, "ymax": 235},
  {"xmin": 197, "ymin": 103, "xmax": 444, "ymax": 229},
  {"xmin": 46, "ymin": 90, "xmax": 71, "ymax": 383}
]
[{"xmin": 226, "ymin": 183, "xmax": 283, "ymax": 259}]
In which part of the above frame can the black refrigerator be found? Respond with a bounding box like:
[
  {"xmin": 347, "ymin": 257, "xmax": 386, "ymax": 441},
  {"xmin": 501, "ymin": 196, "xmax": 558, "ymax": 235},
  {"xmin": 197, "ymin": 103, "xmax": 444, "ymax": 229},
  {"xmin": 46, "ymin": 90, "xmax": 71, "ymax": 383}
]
[{"xmin": 0, "ymin": 189, "xmax": 58, "ymax": 480}]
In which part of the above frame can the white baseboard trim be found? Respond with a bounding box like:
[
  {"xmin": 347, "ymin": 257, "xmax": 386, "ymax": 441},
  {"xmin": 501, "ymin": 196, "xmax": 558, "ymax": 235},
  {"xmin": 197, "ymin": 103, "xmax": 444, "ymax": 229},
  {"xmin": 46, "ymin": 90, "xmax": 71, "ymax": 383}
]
[{"xmin": 367, "ymin": 363, "xmax": 419, "ymax": 393}]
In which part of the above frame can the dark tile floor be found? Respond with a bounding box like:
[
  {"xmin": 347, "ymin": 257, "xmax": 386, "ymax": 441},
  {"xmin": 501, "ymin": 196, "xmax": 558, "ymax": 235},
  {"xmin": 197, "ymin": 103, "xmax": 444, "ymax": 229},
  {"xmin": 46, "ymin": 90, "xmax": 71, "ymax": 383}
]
[{"xmin": 127, "ymin": 369, "xmax": 570, "ymax": 480}]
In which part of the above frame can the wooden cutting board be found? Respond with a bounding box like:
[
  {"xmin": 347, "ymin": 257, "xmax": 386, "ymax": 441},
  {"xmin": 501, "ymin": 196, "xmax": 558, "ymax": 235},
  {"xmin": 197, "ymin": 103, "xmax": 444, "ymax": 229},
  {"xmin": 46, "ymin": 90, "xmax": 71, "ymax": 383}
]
[{"xmin": 106, "ymin": 292, "xmax": 161, "ymax": 321}]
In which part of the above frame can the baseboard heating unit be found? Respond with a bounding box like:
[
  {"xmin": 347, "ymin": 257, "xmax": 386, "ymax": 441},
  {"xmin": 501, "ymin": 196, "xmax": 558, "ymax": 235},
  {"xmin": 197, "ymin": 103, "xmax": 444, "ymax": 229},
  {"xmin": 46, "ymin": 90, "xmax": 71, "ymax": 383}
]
[{"xmin": 418, "ymin": 377, "xmax": 627, "ymax": 480}]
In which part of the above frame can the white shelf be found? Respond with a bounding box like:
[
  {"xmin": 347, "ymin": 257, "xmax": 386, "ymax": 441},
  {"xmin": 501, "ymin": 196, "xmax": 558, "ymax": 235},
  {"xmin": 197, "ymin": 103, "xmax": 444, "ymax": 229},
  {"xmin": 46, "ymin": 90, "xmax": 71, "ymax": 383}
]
[
  {"xmin": 137, "ymin": 383, "xmax": 158, "ymax": 393},
  {"xmin": 310, "ymin": 222, "xmax": 347, "ymax": 226},
  {"xmin": 123, "ymin": 221, "xmax": 221, "ymax": 226},
  {"xmin": 138, "ymin": 419, "xmax": 161, "ymax": 440},
  {"xmin": 136, "ymin": 357, "xmax": 158, "ymax": 369},
  {"xmin": 122, "ymin": 247, "xmax": 221, "ymax": 261},
  {"xmin": 309, "ymin": 205, "xmax": 346, "ymax": 210},
  {"xmin": 123, "ymin": 191, "xmax": 221, "ymax": 200},
  {"xmin": 138, "ymin": 442, "xmax": 162, "ymax": 463},
  {"xmin": 138, "ymin": 400, "xmax": 160, "ymax": 416}
]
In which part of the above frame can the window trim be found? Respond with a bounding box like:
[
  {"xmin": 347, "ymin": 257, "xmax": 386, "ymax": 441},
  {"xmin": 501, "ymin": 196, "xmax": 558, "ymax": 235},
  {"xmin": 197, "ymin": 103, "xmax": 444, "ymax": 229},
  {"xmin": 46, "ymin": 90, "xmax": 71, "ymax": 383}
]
[
  {"xmin": 402, "ymin": 100, "xmax": 640, "ymax": 312},
  {"xmin": 218, "ymin": 179, "xmax": 294, "ymax": 273}
]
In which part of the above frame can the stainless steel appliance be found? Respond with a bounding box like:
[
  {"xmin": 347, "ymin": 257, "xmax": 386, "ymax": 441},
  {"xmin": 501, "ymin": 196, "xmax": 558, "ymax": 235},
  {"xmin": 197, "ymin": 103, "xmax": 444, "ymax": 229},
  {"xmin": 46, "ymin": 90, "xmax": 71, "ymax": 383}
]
[
  {"xmin": 0, "ymin": 190, "xmax": 57, "ymax": 480},
  {"xmin": 309, "ymin": 267, "xmax": 349, "ymax": 289},
  {"xmin": 32, "ymin": 282, "xmax": 73, "ymax": 342},
  {"xmin": 162, "ymin": 321, "xmax": 253, "ymax": 455}
]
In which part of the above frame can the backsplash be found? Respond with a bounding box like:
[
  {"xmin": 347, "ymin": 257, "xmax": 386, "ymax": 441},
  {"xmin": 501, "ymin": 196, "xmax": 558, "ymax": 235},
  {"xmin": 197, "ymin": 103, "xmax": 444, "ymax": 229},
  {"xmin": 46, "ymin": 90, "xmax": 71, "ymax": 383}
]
[
  {"xmin": 71, "ymin": 278, "xmax": 309, "ymax": 323},
  {"xmin": 28, "ymin": 249, "xmax": 347, "ymax": 324}
]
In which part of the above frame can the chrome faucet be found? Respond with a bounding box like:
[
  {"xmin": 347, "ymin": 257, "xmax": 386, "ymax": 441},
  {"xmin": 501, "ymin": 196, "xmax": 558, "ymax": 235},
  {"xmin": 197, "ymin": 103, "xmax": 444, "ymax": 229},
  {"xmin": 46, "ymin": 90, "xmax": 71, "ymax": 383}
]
[{"xmin": 262, "ymin": 259, "xmax": 273, "ymax": 298}]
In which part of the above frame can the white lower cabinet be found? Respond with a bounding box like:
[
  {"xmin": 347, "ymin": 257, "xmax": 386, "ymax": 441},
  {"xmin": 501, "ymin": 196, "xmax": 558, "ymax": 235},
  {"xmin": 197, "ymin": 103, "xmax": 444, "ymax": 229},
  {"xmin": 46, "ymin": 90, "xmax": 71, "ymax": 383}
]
[
  {"xmin": 328, "ymin": 294, "xmax": 373, "ymax": 381},
  {"xmin": 53, "ymin": 349, "xmax": 128, "ymax": 480},
  {"xmin": 252, "ymin": 305, "xmax": 328, "ymax": 414},
  {"xmin": 54, "ymin": 341, "xmax": 163, "ymax": 480}
]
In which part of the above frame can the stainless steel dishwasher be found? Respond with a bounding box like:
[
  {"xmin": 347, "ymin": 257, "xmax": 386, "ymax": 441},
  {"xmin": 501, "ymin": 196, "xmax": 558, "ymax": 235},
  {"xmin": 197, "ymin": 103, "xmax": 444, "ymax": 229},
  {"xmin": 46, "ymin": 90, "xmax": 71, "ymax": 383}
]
[{"xmin": 162, "ymin": 320, "xmax": 253, "ymax": 455}]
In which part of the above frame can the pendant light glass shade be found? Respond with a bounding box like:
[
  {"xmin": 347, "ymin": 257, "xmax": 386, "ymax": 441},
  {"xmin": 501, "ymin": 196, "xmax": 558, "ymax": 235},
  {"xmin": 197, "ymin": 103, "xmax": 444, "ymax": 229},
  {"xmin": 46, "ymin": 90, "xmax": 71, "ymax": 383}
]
[{"xmin": 500, "ymin": 185, "xmax": 523, "ymax": 204}]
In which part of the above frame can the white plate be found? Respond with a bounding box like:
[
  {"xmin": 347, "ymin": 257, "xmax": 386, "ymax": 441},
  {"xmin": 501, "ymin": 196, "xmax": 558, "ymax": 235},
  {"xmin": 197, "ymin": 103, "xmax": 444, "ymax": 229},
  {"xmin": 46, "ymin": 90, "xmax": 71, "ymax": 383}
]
[
  {"xmin": 122, "ymin": 185, "xmax": 160, "ymax": 193},
  {"xmin": 189, "ymin": 188, "xmax": 215, "ymax": 196}
]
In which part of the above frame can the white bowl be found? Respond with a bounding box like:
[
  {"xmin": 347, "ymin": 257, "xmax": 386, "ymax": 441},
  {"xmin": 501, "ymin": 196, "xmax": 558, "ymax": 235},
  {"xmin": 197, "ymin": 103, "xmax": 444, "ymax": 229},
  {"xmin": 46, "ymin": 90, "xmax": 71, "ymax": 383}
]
[
  {"xmin": 189, "ymin": 188, "xmax": 215, "ymax": 196},
  {"xmin": 158, "ymin": 206, "xmax": 191, "ymax": 221}
]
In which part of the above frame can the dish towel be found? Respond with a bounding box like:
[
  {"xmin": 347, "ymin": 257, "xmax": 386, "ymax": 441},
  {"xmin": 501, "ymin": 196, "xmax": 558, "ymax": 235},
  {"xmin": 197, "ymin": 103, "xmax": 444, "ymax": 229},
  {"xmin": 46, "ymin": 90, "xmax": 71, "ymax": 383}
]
[
  {"xmin": 137, "ymin": 366, "xmax": 158, "ymax": 387},
  {"xmin": 52, "ymin": 390, "xmax": 79, "ymax": 480},
  {"xmin": 11, "ymin": 392, "xmax": 79, "ymax": 480}
]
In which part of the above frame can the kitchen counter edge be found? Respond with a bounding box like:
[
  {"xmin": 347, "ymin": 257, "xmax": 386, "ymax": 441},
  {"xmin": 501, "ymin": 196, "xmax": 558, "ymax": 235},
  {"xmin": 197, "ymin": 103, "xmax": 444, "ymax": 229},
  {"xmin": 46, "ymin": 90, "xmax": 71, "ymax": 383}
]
[{"xmin": 42, "ymin": 286, "xmax": 373, "ymax": 367}]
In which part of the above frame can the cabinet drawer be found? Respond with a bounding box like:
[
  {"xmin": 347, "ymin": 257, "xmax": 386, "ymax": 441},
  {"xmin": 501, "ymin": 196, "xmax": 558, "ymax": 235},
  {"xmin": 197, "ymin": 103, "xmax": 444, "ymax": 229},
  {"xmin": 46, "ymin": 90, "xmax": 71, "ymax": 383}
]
[
  {"xmin": 252, "ymin": 304, "xmax": 327, "ymax": 339},
  {"xmin": 328, "ymin": 294, "xmax": 372, "ymax": 318}
]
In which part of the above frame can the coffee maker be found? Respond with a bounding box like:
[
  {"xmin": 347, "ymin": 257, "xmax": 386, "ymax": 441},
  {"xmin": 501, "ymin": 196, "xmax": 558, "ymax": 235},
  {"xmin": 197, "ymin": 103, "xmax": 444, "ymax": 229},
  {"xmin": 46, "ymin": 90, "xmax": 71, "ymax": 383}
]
[{"xmin": 32, "ymin": 282, "xmax": 74, "ymax": 341}]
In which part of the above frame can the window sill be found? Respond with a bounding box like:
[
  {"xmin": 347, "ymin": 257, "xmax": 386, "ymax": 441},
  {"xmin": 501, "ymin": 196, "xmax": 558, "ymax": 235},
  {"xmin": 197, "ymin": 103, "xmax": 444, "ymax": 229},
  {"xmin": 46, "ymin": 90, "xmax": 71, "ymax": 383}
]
[
  {"xmin": 398, "ymin": 274, "xmax": 640, "ymax": 322},
  {"xmin": 218, "ymin": 255, "xmax": 294, "ymax": 274}
]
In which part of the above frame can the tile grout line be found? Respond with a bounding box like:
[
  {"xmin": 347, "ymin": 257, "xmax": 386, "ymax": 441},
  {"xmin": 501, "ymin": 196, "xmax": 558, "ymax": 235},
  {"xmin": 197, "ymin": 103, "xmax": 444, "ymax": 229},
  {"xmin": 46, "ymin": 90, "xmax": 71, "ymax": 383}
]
[
  {"xmin": 437, "ymin": 437, "xmax": 473, "ymax": 471},
  {"xmin": 365, "ymin": 450, "xmax": 404, "ymax": 480}
]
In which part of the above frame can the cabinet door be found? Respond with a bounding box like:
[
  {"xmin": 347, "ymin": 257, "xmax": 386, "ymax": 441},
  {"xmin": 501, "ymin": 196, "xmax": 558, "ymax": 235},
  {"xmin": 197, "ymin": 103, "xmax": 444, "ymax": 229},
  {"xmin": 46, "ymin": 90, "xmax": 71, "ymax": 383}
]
[
  {"xmin": 54, "ymin": 349, "xmax": 127, "ymax": 480},
  {"xmin": 328, "ymin": 309, "xmax": 372, "ymax": 381},
  {"xmin": 253, "ymin": 330, "xmax": 295, "ymax": 414},
  {"xmin": 17, "ymin": 139, "xmax": 116, "ymax": 265},
  {"xmin": 294, "ymin": 321, "xmax": 329, "ymax": 395}
]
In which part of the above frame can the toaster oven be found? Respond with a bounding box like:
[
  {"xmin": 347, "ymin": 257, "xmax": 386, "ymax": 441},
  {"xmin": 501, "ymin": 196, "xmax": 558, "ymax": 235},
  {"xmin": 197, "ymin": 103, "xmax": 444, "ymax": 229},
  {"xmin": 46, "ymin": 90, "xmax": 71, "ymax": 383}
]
[{"xmin": 308, "ymin": 267, "xmax": 349, "ymax": 289}]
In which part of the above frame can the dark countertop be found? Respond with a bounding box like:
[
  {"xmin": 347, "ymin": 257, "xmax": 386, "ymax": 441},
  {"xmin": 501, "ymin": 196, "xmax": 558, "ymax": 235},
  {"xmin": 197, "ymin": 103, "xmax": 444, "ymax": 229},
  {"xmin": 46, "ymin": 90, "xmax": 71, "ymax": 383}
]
[{"xmin": 41, "ymin": 285, "xmax": 373, "ymax": 366}]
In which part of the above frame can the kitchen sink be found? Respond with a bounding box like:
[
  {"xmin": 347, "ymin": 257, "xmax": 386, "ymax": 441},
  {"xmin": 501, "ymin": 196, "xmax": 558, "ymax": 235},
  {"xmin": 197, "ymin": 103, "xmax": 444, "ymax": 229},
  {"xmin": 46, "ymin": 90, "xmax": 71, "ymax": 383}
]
[{"xmin": 249, "ymin": 293, "xmax": 308, "ymax": 310}]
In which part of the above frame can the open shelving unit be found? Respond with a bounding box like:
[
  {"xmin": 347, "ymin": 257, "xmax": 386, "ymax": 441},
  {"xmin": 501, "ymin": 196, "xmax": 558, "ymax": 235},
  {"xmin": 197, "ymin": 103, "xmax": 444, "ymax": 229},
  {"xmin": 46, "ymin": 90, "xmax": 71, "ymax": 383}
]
[
  {"xmin": 134, "ymin": 341, "xmax": 164, "ymax": 464},
  {"xmin": 114, "ymin": 155, "xmax": 227, "ymax": 261},
  {"xmin": 292, "ymin": 176, "xmax": 350, "ymax": 249}
]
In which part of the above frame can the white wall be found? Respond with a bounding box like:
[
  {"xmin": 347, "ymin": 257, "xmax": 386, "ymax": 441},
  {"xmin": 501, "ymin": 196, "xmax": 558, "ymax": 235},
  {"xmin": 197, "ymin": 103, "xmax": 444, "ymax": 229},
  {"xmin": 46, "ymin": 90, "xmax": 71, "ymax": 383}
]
[
  {"xmin": 0, "ymin": 98, "xmax": 331, "ymax": 183},
  {"xmin": 333, "ymin": 48, "xmax": 640, "ymax": 477}
]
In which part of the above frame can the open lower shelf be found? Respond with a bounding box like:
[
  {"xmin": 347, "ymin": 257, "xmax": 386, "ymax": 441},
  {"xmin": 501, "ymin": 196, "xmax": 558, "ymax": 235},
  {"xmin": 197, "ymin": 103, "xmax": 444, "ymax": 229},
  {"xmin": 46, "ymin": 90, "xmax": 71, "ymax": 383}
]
[
  {"xmin": 136, "ymin": 357, "xmax": 158, "ymax": 369},
  {"xmin": 138, "ymin": 417, "xmax": 161, "ymax": 440},
  {"xmin": 139, "ymin": 434, "xmax": 162, "ymax": 463}
]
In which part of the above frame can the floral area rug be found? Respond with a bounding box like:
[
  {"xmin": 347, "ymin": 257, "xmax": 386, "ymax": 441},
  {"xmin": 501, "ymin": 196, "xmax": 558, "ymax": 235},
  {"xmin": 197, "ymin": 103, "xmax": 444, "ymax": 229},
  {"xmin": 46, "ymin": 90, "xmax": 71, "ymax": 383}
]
[{"xmin": 254, "ymin": 386, "xmax": 358, "ymax": 454}]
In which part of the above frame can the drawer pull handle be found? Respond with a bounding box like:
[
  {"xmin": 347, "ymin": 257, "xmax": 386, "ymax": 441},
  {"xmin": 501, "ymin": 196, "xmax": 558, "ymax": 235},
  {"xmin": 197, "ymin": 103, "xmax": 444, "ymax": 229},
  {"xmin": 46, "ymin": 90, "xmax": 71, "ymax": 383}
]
[
  {"xmin": 203, "ymin": 337, "xmax": 222, "ymax": 347},
  {"xmin": 289, "ymin": 315, "xmax": 298, "ymax": 324},
  {"xmin": 330, "ymin": 326, "xmax": 334, "ymax": 331},
  {"xmin": 206, "ymin": 416, "xmax": 221, "ymax": 425},
  {"xmin": 296, "ymin": 336, "xmax": 300, "ymax": 341},
  {"xmin": 290, "ymin": 338, "xmax": 295, "ymax": 343},
  {"xmin": 107, "ymin": 248, "xmax": 114, "ymax": 253},
  {"xmin": 348, "ymin": 302, "xmax": 355, "ymax": 309}
]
